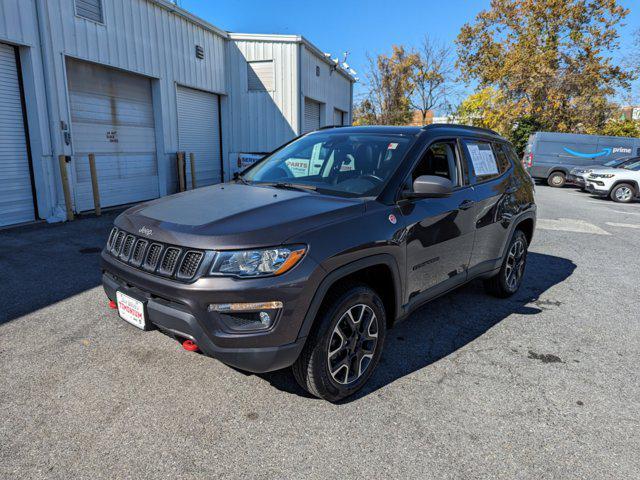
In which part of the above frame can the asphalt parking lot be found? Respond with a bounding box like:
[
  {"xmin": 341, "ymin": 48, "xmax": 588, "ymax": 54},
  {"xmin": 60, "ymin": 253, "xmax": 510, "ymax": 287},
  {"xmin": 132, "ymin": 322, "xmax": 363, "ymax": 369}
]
[{"xmin": 1, "ymin": 185, "xmax": 639, "ymax": 479}]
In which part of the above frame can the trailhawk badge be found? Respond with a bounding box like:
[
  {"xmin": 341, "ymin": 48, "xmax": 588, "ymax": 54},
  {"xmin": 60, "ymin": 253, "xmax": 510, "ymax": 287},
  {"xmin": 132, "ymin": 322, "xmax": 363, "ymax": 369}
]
[{"xmin": 138, "ymin": 226, "xmax": 153, "ymax": 237}]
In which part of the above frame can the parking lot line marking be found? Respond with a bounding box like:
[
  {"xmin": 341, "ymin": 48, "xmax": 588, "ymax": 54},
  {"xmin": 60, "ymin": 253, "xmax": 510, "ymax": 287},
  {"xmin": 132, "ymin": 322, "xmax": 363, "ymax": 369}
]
[
  {"xmin": 610, "ymin": 210, "xmax": 640, "ymax": 215},
  {"xmin": 536, "ymin": 218, "xmax": 611, "ymax": 235},
  {"xmin": 605, "ymin": 222, "xmax": 640, "ymax": 229}
]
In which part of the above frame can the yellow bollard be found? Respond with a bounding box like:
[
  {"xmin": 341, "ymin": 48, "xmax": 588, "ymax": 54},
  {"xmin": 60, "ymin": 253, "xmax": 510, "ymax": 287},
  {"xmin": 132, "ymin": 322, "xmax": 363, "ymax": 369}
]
[
  {"xmin": 88, "ymin": 153, "xmax": 101, "ymax": 216},
  {"xmin": 58, "ymin": 155, "xmax": 74, "ymax": 221},
  {"xmin": 189, "ymin": 152, "xmax": 197, "ymax": 189}
]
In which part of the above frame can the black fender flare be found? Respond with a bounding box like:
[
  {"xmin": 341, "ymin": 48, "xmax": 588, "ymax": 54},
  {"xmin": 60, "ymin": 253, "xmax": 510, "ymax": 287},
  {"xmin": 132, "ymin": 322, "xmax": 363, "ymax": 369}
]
[
  {"xmin": 499, "ymin": 210, "xmax": 537, "ymax": 263},
  {"xmin": 296, "ymin": 254, "xmax": 403, "ymax": 341}
]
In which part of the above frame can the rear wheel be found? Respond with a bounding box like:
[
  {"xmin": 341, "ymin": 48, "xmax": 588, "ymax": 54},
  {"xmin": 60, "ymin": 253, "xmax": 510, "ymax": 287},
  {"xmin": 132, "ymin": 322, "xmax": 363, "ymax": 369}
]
[
  {"xmin": 547, "ymin": 171, "xmax": 566, "ymax": 188},
  {"xmin": 484, "ymin": 230, "xmax": 528, "ymax": 298},
  {"xmin": 292, "ymin": 284, "xmax": 386, "ymax": 402},
  {"xmin": 610, "ymin": 183, "xmax": 636, "ymax": 203}
]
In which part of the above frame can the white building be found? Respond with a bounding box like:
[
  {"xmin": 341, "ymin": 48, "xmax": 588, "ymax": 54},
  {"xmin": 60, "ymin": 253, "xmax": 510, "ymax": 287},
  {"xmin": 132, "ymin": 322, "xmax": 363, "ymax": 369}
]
[{"xmin": 0, "ymin": 0, "xmax": 355, "ymax": 227}]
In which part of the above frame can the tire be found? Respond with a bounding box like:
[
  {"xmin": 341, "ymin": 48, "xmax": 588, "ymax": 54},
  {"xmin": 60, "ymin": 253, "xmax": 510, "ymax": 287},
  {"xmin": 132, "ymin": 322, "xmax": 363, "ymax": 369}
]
[
  {"xmin": 484, "ymin": 230, "xmax": 529, "ymax": 298},
  {"xmin": 610, "ymin": 183, "xmax": 636, "ymax": 203},
  {"xmin": 292, "ymin": 284, "xmax": 386, "ymax": 402},
  {"xmin": 547, "ymin": 171, "xmax": 566, "ymax": 188}
]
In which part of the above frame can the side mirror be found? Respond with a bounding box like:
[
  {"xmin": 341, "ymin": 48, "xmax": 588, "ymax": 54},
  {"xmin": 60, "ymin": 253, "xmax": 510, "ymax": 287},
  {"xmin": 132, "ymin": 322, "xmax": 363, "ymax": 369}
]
[{"xmin": 403, "ymin": 175, "xmax": 453, "ymax": 199}]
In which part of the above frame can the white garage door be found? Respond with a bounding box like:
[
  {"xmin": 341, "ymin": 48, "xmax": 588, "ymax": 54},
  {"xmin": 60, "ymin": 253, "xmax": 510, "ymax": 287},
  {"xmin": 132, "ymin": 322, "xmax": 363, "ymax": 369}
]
[
  {"xmin": 176, "ymin": 86, "xmax": 222, "ymax": 187},
  {"xmin": 303, "ymin": 98, "xmax": 321, "ymax": 133},
  {"xmin": 67, "ymin": 58, "xmax": 158, "ymax": 212},
  {"xmin": 0, "ymin": 43, "xmax": 35, "ymax": 227}
]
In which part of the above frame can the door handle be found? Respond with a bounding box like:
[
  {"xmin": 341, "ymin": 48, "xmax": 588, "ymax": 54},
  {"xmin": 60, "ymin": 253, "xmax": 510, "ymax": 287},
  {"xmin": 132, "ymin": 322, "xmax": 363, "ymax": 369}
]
[{"xmin": 458, "ymin": 199, "xmax": 475, "ymax": 210}]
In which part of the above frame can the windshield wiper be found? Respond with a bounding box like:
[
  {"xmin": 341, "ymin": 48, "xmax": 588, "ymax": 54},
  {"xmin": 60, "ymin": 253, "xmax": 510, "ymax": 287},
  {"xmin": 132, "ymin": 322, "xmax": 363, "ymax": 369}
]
[{"xmin": 262, "ymin": 182, "xmax": 317, "ymax": 192}]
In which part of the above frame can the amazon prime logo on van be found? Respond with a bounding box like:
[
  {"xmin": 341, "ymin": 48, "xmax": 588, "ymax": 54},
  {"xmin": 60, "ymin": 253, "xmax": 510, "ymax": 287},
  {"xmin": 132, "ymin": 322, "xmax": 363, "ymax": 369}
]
[{"xmin": 138, "ymin": 226, "xmax": 153, "ymax": 237}]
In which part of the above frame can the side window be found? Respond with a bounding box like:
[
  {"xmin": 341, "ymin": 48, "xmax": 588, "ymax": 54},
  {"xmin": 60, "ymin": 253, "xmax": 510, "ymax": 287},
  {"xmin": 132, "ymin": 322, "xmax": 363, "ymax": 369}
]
[
  {"xmin": 493, "ymin": 143, "xmax": 512, "ymax": 173},
  {"xmin": 410, "ymin": 140, "xmax": 460, "ymax": 187},
  {"xmin": 463, "ymin": 140, "xmax": 501, "ymax": 183}
]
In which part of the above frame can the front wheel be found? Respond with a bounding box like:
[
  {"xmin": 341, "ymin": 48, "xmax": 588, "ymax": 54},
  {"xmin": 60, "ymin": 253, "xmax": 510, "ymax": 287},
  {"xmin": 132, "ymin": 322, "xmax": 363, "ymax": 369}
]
[
  {"xmin": 547, "ymin": 172, "xmax": 566, "ymax": 188},
  {"xmin": 292, "ymin": 285, "xmax": 386, "ymax": 402},
  {"xmin": 610, "ymin": 183, "xmax": 636, "ymax": 203},
  {"xmin": 484, "ymin": 230, "xmax": 529, "ymax": 298}
]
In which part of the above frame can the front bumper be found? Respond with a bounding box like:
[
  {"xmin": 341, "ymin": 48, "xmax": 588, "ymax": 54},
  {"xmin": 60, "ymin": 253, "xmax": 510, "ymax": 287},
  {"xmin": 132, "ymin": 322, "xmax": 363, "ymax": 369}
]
[
  {"xmin": 101, "ymin": 250, "xmax": 323, "ymax": 373},
  {"xmin": 585, "ymin": 182, "xmax": 609, "ymax": 196},
  {"xmin": 566, "ymin": 174, "xmax": 586, "ymax": 186}
]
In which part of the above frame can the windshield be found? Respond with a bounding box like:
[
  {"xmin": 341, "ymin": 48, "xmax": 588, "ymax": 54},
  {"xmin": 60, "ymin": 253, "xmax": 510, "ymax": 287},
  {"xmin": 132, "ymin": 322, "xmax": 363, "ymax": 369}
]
[
  {"xmin": 241, "ymin": 132, "xmax": 414, "ymax": 197},
  {"xmin": 604, "ymin": 158, "xmax": 626, "ymax": 167},
  {"xmin": 623, "ymin": 160, "xmax": 640, "ymax": 171}
]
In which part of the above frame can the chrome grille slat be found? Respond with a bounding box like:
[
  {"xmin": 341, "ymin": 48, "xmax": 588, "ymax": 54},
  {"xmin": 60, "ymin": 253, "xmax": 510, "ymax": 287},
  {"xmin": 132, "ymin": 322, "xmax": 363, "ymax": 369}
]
[
  {"xmin": 158, "ymin": 247, "xmax": 181, "ymax": 276},
  {"xmin": 143, "ymin": 243, "xmax": 163, "ymax": 271},
  {"xmin": 177, "ymin": 251, "xmax": 204, "ymax": 279},
  {"xmin": 120, "ymin": 235, "xmax": 136, "ymax": 261},
  {"xmin": 105, "ymin": 228, "xmax": 203, "ymax": 281},
  {"xmin": 130, "ymin": 239, "xmax": 148, "ymax": 267}
]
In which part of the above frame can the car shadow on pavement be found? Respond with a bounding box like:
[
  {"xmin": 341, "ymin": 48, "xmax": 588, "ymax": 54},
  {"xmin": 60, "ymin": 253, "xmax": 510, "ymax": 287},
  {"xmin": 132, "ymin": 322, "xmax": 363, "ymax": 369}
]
[
  {"xmin": 0, "ymin": 211, "xmax": 120, "ymax": 325},
  {"xmin": 260, "ymin": 252, "xmax": 576, "ymax": 402}
]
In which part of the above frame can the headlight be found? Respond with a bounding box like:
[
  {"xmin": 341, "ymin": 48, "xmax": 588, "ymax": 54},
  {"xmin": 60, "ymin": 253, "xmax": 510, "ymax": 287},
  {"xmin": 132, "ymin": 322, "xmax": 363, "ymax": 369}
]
[{"xmin": 209, "ymin": 246, "xmax": 306, "ymax": 277}]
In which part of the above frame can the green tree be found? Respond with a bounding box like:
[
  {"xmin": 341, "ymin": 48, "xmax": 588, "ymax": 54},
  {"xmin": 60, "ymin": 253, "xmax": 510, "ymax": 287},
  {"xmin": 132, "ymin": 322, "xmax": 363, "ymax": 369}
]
[
  {"xmin": 600, "ymin": 118, "xmax": 640, "ymax": 137},
  {"xmin": 354, "ymin": 46, "xmax": 418, "ymax": 125},
  {"xmin": 456, "ymin": 0, "xmax": 635, "ymax": 134},
  {"xmin": 455, "ymin": 87, "xmax": 512, "ymax": 134}
]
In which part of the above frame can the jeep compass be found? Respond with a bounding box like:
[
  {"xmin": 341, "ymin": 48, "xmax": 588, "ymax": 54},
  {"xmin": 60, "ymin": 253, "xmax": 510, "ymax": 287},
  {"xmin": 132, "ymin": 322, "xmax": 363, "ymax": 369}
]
[{"xmin": 101, "ymin": 125, "xmax": 536, "ymax": 401}]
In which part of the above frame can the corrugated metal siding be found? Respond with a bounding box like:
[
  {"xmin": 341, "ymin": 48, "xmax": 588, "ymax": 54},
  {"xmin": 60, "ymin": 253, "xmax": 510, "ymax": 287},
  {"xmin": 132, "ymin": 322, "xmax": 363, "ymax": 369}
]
[
  {"xmin": 0, "ymin": 0, "xmax": 39, "ymax": 46},
  {"xmin": 247, "ymin": 60, "xmax": 274, "ymax": 92},
  {"xmin": 227, "ymin": 39, "xmax": 298, "ymax": 155},
  {"xmin": 75, "ymin": 0, "xmax": 104, "ymax": 23},
  {"xmin": 177, "ymin": 85, "xmax": 221, "ymax": 187},
  {"xmin": 0, "ymin": 43, "xmax": 35, "ymax": 226},
  {"xmin": 67, "ymin": 58, "xmax": 158, "ymax": 211},
  {"xmin": 43, "ymin": 0, "xmax": 228, "ymax": 196},
  {"xmin": 304, "ymin": 98, "xmax": 320, "ymax": 133},
  {"xmin": 301, "ymin": 46, "xmax": 351, "ymax": 126}
]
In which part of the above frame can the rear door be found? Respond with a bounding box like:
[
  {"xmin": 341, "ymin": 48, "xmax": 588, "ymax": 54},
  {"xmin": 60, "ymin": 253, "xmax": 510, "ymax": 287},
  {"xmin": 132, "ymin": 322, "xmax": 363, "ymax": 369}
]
[
  {"xmin": 462, "ymin": 138, "xmax": 514, "ymax": 271},
  {"xmin": 400, "ymin": 139, "xmax": 476, "ymax": 301}
]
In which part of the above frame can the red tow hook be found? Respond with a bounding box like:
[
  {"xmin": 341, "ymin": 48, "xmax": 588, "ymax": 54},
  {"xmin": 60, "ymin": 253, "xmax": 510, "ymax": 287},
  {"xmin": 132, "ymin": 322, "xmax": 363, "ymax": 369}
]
[
  {"xmin": 182, "ymin": 339, "xmax": 199, "ymax": 352},
  {"xmin": 108, "ymin": 300, "xmax": 117, "ymax": 310}
]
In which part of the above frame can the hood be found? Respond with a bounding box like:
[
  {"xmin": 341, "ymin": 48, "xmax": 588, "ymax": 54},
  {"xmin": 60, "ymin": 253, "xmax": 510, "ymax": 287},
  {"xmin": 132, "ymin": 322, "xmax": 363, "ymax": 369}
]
[
  {"xmin": 115, "ymin": 183, "xmax": 365, "ymax": 249},
  {"xmin": 588, "ymin": 167, "xmax": 624, "ymax": 176}
]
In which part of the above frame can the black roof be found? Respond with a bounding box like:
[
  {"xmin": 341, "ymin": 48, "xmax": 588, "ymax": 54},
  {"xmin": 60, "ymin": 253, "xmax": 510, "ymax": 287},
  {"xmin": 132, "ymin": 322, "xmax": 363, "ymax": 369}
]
[{"xmin": 318, "ymin": 123, "xmax": 502, "ymax": 139}]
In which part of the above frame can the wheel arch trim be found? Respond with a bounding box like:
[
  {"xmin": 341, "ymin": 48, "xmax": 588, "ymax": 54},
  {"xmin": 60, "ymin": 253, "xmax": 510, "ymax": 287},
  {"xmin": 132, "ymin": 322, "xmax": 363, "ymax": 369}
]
[{"xmin": 296, "ymin": 254, "xmax": 403, "ymax": 341}]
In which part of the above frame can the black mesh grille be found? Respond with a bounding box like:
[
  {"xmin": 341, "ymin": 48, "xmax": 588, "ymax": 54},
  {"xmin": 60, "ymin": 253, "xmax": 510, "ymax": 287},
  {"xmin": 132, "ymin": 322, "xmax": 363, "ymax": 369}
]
[
  {"xmin": 105, "ymin": 228, "xmax": 204, "ymax": 282},
  {"xmin": 120, "ymin": 235, "xmax": 135, "ymax": 260},
  {"xmin": 112, "ymin": 231, "xmax": 126, "ymax": 255},
  {"xmin": 144, "ymin": 244, "xmax": 163, "ymax": 270},
  {"xmin": 178, "ymin": 251, "xmax": 203, "ymax": 279},
  {"xmin": 158, "ymin": 247, "xmax": 181, "ymax": 275},
  {"xmin": 130, "ymin": 239, "xmax": 148, "ymax": 266}
]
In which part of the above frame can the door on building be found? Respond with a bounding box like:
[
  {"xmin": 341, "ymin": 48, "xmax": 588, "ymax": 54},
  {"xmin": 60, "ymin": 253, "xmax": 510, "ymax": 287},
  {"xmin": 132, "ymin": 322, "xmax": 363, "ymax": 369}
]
[
  {"xmin": 176, "ymin": 86, "xmax": 222, "ymax": 188},
  {"xmin": 0, "ymin": 43, "xmax": 36, "ymax": 227},
  {"xmin": 304, "ymin": 98, "xmax": 321, "ymax": 133},
  {"xmin": 334, "ymin": 108, "xmax": 346, "ymax": 126},
  {"xmin": 66, "ymin": 58, "xmax": 159, "ymax": 212}
]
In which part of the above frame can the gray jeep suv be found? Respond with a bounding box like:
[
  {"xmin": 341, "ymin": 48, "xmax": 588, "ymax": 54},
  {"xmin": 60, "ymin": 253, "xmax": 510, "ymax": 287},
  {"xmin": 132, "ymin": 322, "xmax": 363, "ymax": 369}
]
[{"xmin": 101, "ymin": 125, "xmax": 536, "ymax": 401}]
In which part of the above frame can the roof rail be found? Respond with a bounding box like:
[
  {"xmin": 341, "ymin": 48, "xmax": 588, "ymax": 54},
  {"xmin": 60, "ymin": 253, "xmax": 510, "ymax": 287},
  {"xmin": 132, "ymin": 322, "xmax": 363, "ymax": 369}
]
[
  {"xmin": 317, "ymin": 125, "xmax": 347, "ymax": 130},
  {"xmin": 422, "ymin": 123, "xmax": 501, "ymax": 136}
]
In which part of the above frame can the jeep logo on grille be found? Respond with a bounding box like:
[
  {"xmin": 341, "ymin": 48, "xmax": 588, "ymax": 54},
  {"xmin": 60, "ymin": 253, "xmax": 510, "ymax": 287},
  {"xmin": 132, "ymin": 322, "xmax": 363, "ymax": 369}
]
[{"xmin": 138, "ymin": 226, "xmax": 153, "ymax": 237}]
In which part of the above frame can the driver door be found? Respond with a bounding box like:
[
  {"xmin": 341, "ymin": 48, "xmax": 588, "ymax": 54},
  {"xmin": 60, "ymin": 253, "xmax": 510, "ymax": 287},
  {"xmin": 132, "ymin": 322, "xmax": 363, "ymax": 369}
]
[{"xmin": 399, "ymin": 139, "xmax": 477, "ymax": 304}]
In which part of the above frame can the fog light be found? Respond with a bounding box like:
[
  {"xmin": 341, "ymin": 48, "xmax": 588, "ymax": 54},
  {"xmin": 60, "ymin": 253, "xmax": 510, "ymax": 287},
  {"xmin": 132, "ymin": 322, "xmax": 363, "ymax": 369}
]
[
  {"xmin": 259, "ymin": 311, "xmax": 271, "ymax": 326},
  {"xmin": 208, "ymin": 301, "xmax": 282, "ymax": 332}
]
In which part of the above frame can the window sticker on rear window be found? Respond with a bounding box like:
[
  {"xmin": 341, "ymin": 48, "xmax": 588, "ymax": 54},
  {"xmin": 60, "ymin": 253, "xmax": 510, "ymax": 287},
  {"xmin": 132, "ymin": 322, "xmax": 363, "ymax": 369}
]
[{"xmin": 468, "ymin": 143, "xmax": 499, "ymax": 176}]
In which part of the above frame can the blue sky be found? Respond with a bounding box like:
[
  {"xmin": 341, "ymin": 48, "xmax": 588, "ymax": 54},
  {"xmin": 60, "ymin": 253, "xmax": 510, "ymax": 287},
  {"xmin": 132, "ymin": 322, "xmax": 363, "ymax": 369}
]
[{"xmin": 181, "ymin": 0, "xmax": 639, "ymax": 107}]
